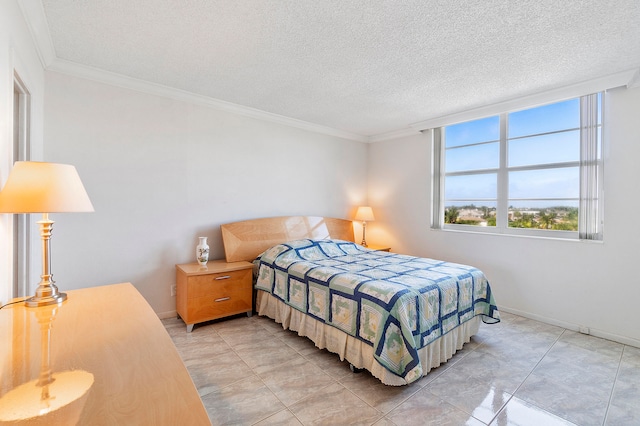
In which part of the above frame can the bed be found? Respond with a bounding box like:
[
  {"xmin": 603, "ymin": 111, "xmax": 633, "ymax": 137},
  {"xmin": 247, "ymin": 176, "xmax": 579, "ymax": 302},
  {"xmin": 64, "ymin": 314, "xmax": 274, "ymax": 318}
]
[{"xmin": 221, "ymin": 216, "xmax": 499, "ymax": 386}]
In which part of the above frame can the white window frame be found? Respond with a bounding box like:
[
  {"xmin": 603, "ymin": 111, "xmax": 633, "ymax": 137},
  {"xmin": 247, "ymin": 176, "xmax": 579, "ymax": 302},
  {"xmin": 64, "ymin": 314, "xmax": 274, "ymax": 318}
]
[{"xmin": 432, "ymin": 93, "xmax": 604, "ymax": 241}]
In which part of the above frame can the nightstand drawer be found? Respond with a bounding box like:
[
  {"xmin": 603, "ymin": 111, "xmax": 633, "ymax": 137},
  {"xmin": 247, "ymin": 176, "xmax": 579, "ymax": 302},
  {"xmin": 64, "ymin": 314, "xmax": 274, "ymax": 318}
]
[
  {"xmin": 186, "ymin": 268, "xmax": 251, "ymax": 299},
  {"xmin": 187, "ymin": 291, "xmax": 252, "ymax": 322}
]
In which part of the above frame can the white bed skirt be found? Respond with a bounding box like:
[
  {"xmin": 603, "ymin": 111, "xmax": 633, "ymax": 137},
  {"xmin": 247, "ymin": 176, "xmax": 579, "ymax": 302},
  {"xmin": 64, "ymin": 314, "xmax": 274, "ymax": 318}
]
[{"xmin": 256, "ymin": 290, "xmax": 480, "ymax": 386}]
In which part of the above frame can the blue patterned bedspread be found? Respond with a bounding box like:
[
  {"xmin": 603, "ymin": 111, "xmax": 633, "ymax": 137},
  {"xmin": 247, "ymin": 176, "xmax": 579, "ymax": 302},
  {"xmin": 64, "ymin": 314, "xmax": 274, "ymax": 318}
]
[{"xmin": 255, "ymin": 239, "xmax": 499, "ymax": 383}]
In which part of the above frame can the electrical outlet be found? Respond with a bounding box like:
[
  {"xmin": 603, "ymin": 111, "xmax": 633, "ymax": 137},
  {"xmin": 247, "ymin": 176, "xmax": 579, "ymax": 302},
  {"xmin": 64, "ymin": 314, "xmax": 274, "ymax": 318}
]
[{"xmin": 170, "ymin": 284, "xmax": 177, "ymax": 297}]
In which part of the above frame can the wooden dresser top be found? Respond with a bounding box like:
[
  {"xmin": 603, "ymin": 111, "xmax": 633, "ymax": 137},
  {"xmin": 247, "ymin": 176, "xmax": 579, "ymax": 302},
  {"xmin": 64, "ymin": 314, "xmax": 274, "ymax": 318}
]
[{"xmin": 0, "ymin": 283, "xmax": 210, "ymax": 425}]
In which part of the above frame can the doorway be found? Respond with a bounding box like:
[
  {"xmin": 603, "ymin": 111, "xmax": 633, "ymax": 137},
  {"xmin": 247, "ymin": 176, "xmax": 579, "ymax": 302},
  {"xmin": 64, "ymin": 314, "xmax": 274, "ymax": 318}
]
[{"xmin": 12, "ymin": 73, "xmax": 31, "ymax": 298}]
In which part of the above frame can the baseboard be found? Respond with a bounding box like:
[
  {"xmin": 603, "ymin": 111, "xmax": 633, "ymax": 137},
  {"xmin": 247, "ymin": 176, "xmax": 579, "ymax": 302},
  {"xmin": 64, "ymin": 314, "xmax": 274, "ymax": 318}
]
[
  {"xmin": 157, "ymin": 304, "xmax": 640, "ymax": 349},
  {"xmin": 157, "ymin": 310, "xmax": 177, "ymax": 320},
  {"xmin": 499, "ymin": 306, "xmax": 640, "ymax": 349}
]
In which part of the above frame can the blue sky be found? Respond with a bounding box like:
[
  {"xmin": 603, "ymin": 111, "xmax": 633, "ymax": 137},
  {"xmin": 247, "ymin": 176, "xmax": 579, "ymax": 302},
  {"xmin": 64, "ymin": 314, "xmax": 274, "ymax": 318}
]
[{"xmin": 443, "ymin": 97, "xmax": 592, "ymax": 209}]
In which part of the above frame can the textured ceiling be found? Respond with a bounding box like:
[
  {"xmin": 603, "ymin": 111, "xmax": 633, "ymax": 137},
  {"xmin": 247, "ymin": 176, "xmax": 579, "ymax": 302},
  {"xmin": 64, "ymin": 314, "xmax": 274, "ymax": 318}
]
[{"xmin": 38, "ymin": 0, "xmax": 640, "ymax": 138}]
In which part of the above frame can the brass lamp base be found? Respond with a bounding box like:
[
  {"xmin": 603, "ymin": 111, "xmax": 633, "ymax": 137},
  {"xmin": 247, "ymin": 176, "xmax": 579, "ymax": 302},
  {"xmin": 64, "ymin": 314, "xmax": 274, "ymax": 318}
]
[
  {"xmin": 361, "ymin": 221, "xmax": 368, "ymax": 247},
  {"xmin": 25, "ymin": 292, "xmax": 67, "ymax": 308},
  {"xmin": 24, "ymin": 214, "xmax": 68, "ymax": 308}
]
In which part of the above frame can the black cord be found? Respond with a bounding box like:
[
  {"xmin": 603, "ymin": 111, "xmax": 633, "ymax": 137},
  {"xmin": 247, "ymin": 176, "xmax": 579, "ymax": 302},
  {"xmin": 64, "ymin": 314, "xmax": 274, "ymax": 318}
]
[{"xmin": 0, "ymin": 298, "xmax": 28, "ymax": 309}]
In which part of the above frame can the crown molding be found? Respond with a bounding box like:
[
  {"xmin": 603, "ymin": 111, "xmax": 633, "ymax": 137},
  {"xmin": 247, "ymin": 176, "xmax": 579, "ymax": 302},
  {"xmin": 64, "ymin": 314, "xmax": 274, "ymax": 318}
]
[
  {"xmin": 23, "ymin": 1, "xmax": 636, "ymax": 144},
  {"xmin": 18, "ymin": 0, "xmax": 368, "ymax": 143},
  {"xmin": 47, "ymin": 58, "xmax": 369, "ymax": 142},
  {"xmin": 18, "ymin": 0, "xmax": 56, "ymax": 67},
  {"xmin": 410, "ymin": 69, "xmax": 640, "ymax": 131},
  {"xmin": 369, "ymin": 68, "xmax": 640, "ymax": 141},
  {"xmin": 627, "ymin": 68, "xmax": 640, "ymax": 89},
  {"xmin": 368, "ymin": 127, "xmax": 420, "ymax": 143}
]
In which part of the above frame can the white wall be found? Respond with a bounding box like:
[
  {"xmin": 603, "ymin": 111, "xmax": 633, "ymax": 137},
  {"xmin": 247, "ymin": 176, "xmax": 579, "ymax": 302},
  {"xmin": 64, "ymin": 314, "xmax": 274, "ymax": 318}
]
[
  {"xmin": 0, "ymin": 0, "xmax": 45, "ymax": 305},
  {"xmin": 43, "ymin": 71, "xmax": 368, "ymax": 317},
  {"xmin": 368, "ymin": 86, "xmax": 640, "ymax": 347},
  {"xmin": 5, "ymin": 0, "xmax": 638, "ymax": 347}
]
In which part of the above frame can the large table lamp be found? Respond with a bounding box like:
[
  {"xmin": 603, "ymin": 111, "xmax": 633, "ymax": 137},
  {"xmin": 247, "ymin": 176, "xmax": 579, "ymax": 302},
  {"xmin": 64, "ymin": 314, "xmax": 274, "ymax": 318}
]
[
  {"xmin": 0, "ymin": 161, "xmax": 94, "ymax": 307},
  {"xmin": 354, "ymin": 206, "xmax": 375, "ymax": 247}
]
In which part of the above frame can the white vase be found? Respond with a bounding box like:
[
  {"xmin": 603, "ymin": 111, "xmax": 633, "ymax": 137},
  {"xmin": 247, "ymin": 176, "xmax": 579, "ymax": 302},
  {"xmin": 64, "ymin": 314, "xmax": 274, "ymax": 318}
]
[{"xmin": 196, "ymin": 237, "xmax": 209, "ymax": 266}]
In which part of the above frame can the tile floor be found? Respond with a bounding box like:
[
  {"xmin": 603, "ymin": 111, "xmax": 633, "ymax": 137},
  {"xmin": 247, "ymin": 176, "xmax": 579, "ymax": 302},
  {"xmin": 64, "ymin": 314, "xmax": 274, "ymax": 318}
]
[{"xmin": 163, "ymin": 312, "xmax": 640, "ymax": 426}]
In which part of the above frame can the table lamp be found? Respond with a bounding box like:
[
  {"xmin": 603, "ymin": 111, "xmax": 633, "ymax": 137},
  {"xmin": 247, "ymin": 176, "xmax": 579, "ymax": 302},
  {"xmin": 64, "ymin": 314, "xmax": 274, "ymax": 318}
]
[
  {"xmin": 354, "ymin": 206, "xmax": 375, "ymax": 247},
  {"xmin": 0, "ymin": 161, "xmax": 94, "ymax": 307}
]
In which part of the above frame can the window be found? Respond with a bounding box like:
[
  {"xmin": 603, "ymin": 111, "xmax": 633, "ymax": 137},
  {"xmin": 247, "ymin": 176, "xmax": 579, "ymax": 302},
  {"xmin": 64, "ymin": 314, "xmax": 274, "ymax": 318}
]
[{"xmin": 433, "ymin": 93, "xmax": 603, "ymax": 240}]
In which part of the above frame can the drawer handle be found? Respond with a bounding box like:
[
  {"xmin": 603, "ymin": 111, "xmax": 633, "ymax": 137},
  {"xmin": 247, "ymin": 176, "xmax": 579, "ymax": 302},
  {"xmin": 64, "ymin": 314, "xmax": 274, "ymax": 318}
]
[
  {"xmin": 214, "ymin": 297, "xmax": 230, "ymax": 302},
  {"xmin": 215, "ymin": 275, "xmax": 231, "ymax": 280}
]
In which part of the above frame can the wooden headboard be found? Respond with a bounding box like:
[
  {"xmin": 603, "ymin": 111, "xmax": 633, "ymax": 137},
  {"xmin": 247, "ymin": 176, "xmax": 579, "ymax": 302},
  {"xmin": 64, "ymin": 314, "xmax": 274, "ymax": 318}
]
[{"xmin": 221, "ymin": 216, "xmax": 355, "ymax": 262}]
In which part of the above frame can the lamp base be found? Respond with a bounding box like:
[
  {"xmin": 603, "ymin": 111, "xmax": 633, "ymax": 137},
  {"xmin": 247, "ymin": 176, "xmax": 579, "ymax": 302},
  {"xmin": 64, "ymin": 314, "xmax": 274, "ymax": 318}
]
[
  {"xmin": 25, "ymin": 292, "xmax": 67, "ymax": 308},
  {"xmin": 361, "ymin": 221, "xmax": 368, "ymax": 247}
]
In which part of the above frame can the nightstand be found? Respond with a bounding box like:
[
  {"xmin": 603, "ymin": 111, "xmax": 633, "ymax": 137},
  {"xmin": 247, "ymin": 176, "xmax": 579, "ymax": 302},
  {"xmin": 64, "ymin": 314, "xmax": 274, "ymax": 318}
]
[
  {"xmin": 366, "ymin": 245, "xmax": 391, "ymax": 252},
  {"xmin": 176, "ymin": 260, "xmax": 253, "ymax": 332}
]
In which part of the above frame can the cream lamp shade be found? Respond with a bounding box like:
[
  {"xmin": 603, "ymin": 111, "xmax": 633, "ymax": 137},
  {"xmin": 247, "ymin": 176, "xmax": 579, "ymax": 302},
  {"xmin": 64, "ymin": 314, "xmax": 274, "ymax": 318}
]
[
  {"xmin": 0, "ymin": 161, "xmax": 94, "ymax": 307},
  {"xmin": 0, "ymin": 161, "xmax": 94, "ymax": 213},
  {"xmin": 354, "ymin": 206, "xmax": 375, "ymax": 222}
]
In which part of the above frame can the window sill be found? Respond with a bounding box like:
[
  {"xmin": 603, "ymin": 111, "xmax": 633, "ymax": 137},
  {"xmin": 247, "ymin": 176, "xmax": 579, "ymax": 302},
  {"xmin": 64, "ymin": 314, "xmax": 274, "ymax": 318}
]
[{"xmin": 433, "ymin": 226, "xmax": 603, "ymax": 244}]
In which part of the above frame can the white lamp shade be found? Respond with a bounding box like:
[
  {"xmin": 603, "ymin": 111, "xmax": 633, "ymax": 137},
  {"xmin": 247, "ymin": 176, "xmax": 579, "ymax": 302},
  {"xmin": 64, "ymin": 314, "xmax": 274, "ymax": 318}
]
[
  {"xmin": 0, "ymin": 162, "xmax": 94, "ymax": 213},
  {"xmin": 354, "ymin": 206, "xmax": 375, "ymax": 222}
]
